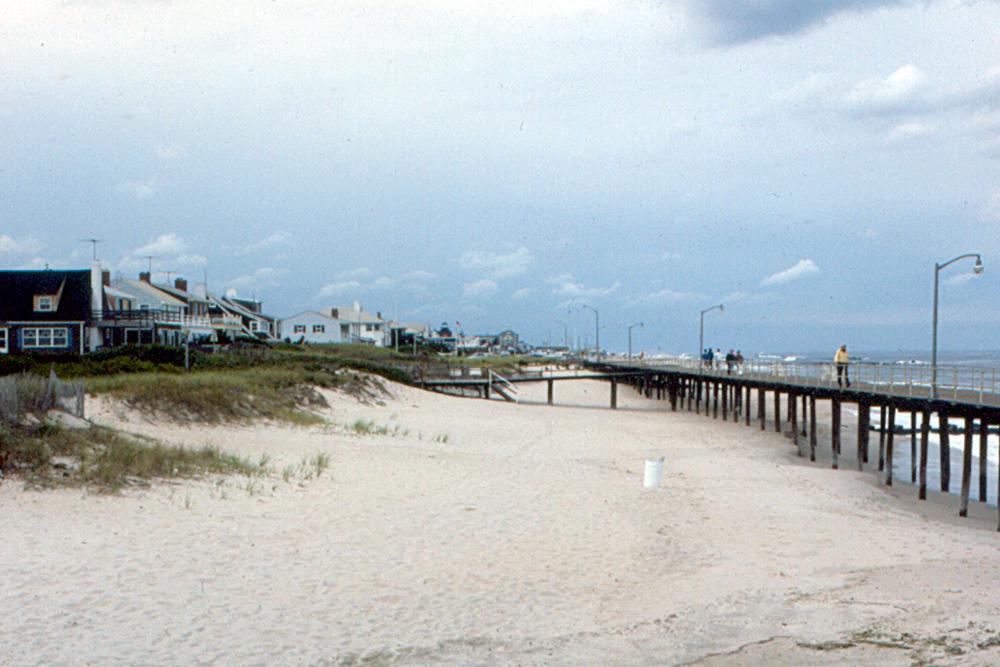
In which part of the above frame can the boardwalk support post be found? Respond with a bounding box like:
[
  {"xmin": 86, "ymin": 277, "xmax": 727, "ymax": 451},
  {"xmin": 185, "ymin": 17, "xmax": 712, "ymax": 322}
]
[
  {"xmin": 547, "ymin": 379, "xmax": 554, "ymax": 406},
  {"xmin": 919, "ymin": 409, "xmax": 930, "ymax": 500},
  {"xmin": 832, "ymin": 398, "xmax": 841, "ymax": 470},
  {"xmin": 939, "ymin": 409, "xmax": 951, "ymax": 493},
  {"xmin": 960, "ymin": 416, "xmax": 973, "ymax": 517},
  {"xmin": 758, "ymin": 388, "xmax": 766, "ymax": 430},
  {"xmin": 885, "ymin": 406, "xmax": 895, "ymax": 486},
  {"xmin": 980, "ymin": 420, "xmax": 989, "ymax": 503},
  {"xmin": 857, "ymin": 400, "xmax": 869, "ymax": 471},
  {"xmin": 610, "ymin": 379, "xmax": 618, "ymax": 410},
  {"xmin": 774, "ymin": 391, "xmax": 781, "ymax": 433},
  {"xmin": 809, "ymin": 396, "xmax": 817, "ymax": 462}
]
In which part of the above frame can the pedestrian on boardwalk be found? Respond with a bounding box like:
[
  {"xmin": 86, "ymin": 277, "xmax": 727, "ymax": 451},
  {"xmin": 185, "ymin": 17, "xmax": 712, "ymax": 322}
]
[
  {"xmin": 834, "ymin": 344, "xmax": 851, "ymax": 387},
  {"xmin": 714, "ymin": 348, "xmax": 724, "ymax": 370},
  {"xmin": 725, "ymin": 349, "xmax": 736, "ymax": 375}
]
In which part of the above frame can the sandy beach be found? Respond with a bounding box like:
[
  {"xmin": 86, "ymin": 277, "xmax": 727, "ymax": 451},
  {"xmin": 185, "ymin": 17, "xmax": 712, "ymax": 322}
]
[{"xmin": 3, "ymin": 378, "xmax": 1000, "ymax": 665}]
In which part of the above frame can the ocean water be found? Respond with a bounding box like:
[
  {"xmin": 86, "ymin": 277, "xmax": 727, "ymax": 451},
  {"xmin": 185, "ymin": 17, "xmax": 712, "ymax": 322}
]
[
  {"xmin": 758, "ymin": 349, "xmax": 1000, "ymax": 368},
  {"xmin": 848, "ymin": 406, "xmax": 1000, "ymax": 507}
]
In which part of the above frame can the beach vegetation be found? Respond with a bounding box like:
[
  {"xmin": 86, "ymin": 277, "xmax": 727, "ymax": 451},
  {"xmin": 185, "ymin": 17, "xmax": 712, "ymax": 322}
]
[{"xmin": 0, "ymin": 422, "xmax": 266, "ymax": 492}]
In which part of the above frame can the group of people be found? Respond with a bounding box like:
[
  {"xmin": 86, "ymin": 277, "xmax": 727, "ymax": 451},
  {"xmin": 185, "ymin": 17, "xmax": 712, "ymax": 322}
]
[{"xmin": 701, "ymin": 348, "xmax": 744, "ymax": 374}]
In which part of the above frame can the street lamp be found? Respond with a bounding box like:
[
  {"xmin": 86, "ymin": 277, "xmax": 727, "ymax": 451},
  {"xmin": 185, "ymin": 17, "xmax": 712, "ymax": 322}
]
[
  {"xmin": 699, "ymin": 304, "xmax": 724, "ymax": 370},
  {"xmin": 581, "ymin": 304, "xmax": 600, "ymax": 360},
  {"xmin": 628, "ymin": 322, "xmax": 644, "ymax": 360},
  {"xmin": 931, "ymin": 253, "xmax": 983, "ymax": 398},
  {"xmin": 555, "ymin": 318, "xmax": 569, "ymax": 350}
]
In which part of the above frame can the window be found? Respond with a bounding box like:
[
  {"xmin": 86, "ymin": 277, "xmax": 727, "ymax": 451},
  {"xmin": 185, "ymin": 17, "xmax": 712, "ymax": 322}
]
[
  {"xmin": 0, "ymin": 328, "xmax": 7, "ymax": 354},
  {"xmin": 22, "ymin": 327, "xmax": 69, "ymax": 349},
  {"xmin": 313, "ymin": 324, "xmax": 325, "ymax": 333},
  {"xmin": 293, "ymin": 324, "xmax": 306, "ymax": 333},
  {"xmin": 364, "ymin": 324, "xmax": 373, "ymax": 332},
  {"xmin": 34, "ymin": 296, "xmax": 55, "ymax": 312},
  {"xmin": 249, "ymin": 321, "xmax": 260, "ymax": 332}
]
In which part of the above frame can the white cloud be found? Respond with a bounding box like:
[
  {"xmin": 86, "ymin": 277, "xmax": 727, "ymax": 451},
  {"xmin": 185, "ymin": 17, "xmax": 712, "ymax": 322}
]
[
  {"xmin": 511, "ymin": 287, "xmax": 532, "ymax": 299},
  {"xmin": 335, "ymin": 267, "xmax": 371, "ymax": 280},
  {"xmin": 724, "ymin": 291, "xmax": 749, "ymax": 302},
  {"xmin": 402, "ymin": 270, "xmax": 437, "ymax": 282},
  {"xmin": 458, "ymin": 246, "xmax": 532, "ymax": 279},
  {"xmin": 944, "ymin": 272, "xmax": 978, "ymax": 287},
  {"xmin": 317, "ymin": 280, "xmax": 361, "ymax": 298},
  {"xmin": 886, "ymin": 121, "xmax": 935, "ymax": 143},
  {"xmin": 632, "ymin": 288, "xmax": 698, "ymax": 304},
  {"xmin": 117, "ymin": 178, "xmax": 158, "ymax": 200},
  {"xmin": 760, "ymin": 259, "xmax": 819, "ymax": 286},
  {"xmin": 156, "ymin": 144, "xmax": 183, "ymax": 160},
  {"xmin": 241, "ymin": 231, "xmax": 291, "ymax": 253},
  {"xmin": 174, "ymin": 254, "xmax": 208, "ymax": 267},
  {"xmin": 133, "ymin": 233, "xmax": 186, "ymax": 257},
  {"xmin": 843, "ymin": 64, "xmax": 927, "ymax": 112},
  {"xmin": 770, "ymin": 72, "xmax": 836, "ymax": 108},
  {"xmin": 372, "ymin": 276, "xmax": 395, "ymax": 289},
  {"xmin": 229, "ymin": 267, "xmax": 286, "ymax": 291},
  {"xmin": 0, "ymin": 234, "xmax": 43, "ymax": 256},
  {"xmin": 546, "ymin": 273, "xmax": 620, "ymax": 298},
  {"xmin": 462, "ymin": 279, "xmax": 499, "ymax": 298}
]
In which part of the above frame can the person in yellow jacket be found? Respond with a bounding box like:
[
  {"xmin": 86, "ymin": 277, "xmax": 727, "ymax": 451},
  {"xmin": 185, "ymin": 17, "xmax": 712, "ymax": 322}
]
[{"xmin": 834, "ymin": 344, "xmax": 850, "ymax": 388}]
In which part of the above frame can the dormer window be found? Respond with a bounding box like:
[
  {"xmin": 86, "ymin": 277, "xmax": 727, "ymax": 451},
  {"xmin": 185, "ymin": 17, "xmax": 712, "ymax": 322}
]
[{"xmin": 34, "ymin": 295, "xmax": 55, "ymax": 312}]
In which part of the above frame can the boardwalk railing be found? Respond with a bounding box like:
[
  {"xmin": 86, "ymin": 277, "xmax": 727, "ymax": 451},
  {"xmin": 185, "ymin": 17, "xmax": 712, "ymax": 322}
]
[{"xmin": 626, "ymin": 358, "xmax": 1000, "ymax": 407}]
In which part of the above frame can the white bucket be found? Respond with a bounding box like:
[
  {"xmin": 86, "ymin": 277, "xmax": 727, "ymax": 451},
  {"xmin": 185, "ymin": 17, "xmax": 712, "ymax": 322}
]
[{"xmin": 643, "ymin": 457, "xmax": 664, "ymax": 489}]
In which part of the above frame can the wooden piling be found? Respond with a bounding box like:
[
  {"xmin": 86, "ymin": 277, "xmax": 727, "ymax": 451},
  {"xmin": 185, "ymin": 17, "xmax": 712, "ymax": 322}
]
[
  {"xmin": 610, "ymin": 379, "xmax": 618, "ymax": 409},
  {"xmin": 713, "ymin": 383, "xmax": 719, "ymax": 419},
  {"xmin": 939, "ymin": 409, "xmax": 951, "ymax": 493},
  {"xmin": 878, "ymin": 406, "xmax": 887, "ymax": 471},
  {"xmin": 745, "ymin": 385, "xmax": 752, "ymax": 426},
  {"xmin": 960, "ymin": 416, "xmax": 973, "ymax": 517},
  {"xmin": 910, "ymin": 411, "xmax": 917, "ymax": 484},
  {"xmin": 979, "ymin": 420, "xmax": 988, "ymax": 503},
  {"xmin": 791, "ymin": 392, "xmax": 800, "ymax": 456},
  {"xmin": 547, "ymin": 379, "xmax": 554, "ymax": 406},
  {"xmin": 832, "ymin": 398, "xmax": 841, "ymax": 470},
  {"xmin": 774, "ymin": 390, "xmax": 781, "ymax": 433},
  {"xmin": 758, "ymin": 388, "xmax": 766, "ymax": 431},
  {"xmin": 800, "ymin": 394, "xmax": 807, "ymax": 437},
  {"xmin": 857, "ymin": 400, "xmax": 869, "ymax": 471},
  {"xmin": 885, "ymin": 406, "xmax": 895, "ymax": 486},
  {"xmin": 919, "ymin": 409, "xmax": 930, "ymax": 500},
  {"xmin": 809, "ymin": 396, "xmax": 817, "ymax": 462}
]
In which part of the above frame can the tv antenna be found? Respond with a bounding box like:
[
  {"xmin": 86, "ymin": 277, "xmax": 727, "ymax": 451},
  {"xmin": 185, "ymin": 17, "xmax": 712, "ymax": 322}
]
[
  {"xmin": 78, "ymin": 238, "xmax": 105, "ymax": 261},
  {"xmin": 143, "ymin": 255, "xmax": 158, "ymax": 274}
]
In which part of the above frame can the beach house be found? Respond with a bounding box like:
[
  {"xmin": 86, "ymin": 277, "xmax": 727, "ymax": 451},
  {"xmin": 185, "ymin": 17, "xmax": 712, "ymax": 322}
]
[
  {"xmin": 0, "ymin": 266, "xmax": 105, "ymax": 355},
  {"xmin": 210, "ymin": 292, "xmax": 279, "ymax": 341},
  {"xmin": 329, "ymin": 301, "xmax": 387, "ymax": 346},
  {"xmin": 278, "ymin": 311, "xmax": 344, "ymax": 344}
]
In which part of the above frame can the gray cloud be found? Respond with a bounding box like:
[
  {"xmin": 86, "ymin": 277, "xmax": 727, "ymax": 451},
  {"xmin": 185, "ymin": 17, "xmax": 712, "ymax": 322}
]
[{"xmin": 693, "ymin": 0, "xmax": 910, "ymax": 44}]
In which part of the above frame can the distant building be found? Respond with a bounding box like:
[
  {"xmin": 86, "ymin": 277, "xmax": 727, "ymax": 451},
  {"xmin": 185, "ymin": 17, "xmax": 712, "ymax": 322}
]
[
  {"xmin": 0, "ymin": 266, "xmax": 104, "ymax": 355},
  {"xmin": 329, "ymin": 301, "xmax": 386, "ymax": 346},
  {"xmin": 278, "ymin": 311, "xmax": 344, "ymax": 344}
]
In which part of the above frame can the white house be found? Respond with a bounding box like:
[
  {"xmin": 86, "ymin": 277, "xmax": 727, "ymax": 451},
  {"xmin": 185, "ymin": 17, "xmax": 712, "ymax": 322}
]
[
  {"xmin": 279, "ymin": 311, "xmax": 344, "ymax": 344},
  {"xmin": 329, "ymin": 301, "xmax": 386, "ymax": 346}
]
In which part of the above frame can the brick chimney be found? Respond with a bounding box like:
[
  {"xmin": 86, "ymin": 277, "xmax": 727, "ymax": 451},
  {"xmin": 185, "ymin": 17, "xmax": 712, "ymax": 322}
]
[
  {"xmin": 174, "ymin": 277, "xmax": 188, "ymax": 292},
  {"xmin": 102, "ymin": 270, "xmax": 110, "ymax": 287},
  {"xmin": 139, "ymin": 271, "xmax": 151, "ymax": 283}
]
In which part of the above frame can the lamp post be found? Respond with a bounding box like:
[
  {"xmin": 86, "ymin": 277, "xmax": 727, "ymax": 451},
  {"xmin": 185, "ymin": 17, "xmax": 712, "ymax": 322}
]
[
  {"xmin": 581, "ymin": 304, "xmax": 600, "ymax": 360},
  {"xmin": 931, "ymin": 253, "xmax": 983, "ymax": 398},
  {"xmin": 555, "ymin": 318, "xmax": 569, "ymax": 350},
  {"xmin": 699, "ymin": 304, "xmax": 724, "ymax": 371},
  {"xmin": 628, "ymin": 322, "xmax": 644, "ymax": 360}
]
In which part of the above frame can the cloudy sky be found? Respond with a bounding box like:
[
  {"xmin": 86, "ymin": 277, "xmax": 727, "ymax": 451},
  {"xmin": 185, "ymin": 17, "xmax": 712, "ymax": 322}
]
[{"xmin": 2, "ymin": 0, "xmax": 999, "ymax": 354}]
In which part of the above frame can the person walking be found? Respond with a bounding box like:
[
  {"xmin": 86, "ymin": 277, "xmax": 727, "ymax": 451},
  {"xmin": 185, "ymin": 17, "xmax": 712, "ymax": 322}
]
[
  {"xmin": 725, "ymin": 349, "xmax": 736, "ymax": 375},
  {"xmin": 834, "ymin": 344, "xmax": 851, "ymax": 387}
]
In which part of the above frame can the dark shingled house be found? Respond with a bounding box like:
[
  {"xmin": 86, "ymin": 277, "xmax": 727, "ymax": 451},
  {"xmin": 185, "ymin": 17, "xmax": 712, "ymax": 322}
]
[{"xmin": 0, "ymin": 268, "xmax": 104, "ymax": 355}]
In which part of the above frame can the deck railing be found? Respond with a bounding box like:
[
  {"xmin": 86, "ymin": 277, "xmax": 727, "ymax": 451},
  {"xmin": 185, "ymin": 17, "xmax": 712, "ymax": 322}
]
[{"xmin": 619, "ymin": 358, "xmax": 1000, "ymax": 407}]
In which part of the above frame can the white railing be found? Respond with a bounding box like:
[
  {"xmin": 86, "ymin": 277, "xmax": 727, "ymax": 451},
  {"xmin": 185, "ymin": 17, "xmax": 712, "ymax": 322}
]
[
  {"xmin": 618, "ymin": 358, "xmax": 1000, "ymax": 407},
  {"xmin": 488, "ymin": 370, "xmax": 519, "ymax": 403}
]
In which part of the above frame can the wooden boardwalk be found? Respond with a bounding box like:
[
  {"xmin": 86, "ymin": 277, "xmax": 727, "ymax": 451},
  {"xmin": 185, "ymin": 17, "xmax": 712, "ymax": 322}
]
[{"xmin": 418, "ymin": 359, "xmax": 1000, "ymax": 530}]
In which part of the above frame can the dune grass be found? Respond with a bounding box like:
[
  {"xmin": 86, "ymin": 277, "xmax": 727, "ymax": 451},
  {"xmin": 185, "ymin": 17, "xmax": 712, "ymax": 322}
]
[
  {"xmin": 2, "ymin": 422, "xmax": 266, "ymax": 492},
  {"xmin": 85, "ymin": 366, "xmax": 387, "ymax": 424}
]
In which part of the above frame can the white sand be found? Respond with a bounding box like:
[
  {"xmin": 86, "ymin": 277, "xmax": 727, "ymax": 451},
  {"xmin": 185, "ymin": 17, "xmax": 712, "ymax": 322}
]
[{"xmin": 3, "ymin": 379, "xmax": 1000, "ymax": 665}]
